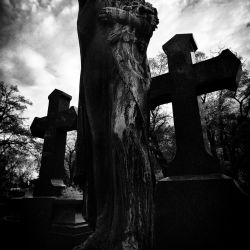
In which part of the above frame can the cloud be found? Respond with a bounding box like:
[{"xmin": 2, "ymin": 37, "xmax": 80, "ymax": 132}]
[
  {"xmin": 0, "ymin": 0, "xmax": 80, "ymax": 120},
  {"xmin": 0, "ymin": 45, "xmax": 55, "ymax": 86},
  {"xmin": 179, "ymin": 0, "xmax": 202, "ymax": 11},
  {"xmin": 148, "ymin": 0, "xmax": 250, "ymax": 67}
]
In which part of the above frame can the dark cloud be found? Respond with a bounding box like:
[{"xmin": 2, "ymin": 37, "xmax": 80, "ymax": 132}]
[
  {"xmin": 0, "ymin": 55, "xmax": 38, "ymax": 86},
  {"xmin": 246, "ymin": 23, "xmax": 250, "ymax": 28},
  {"xmin": 0, "ymin": 0, "xmax": 77, "ymax": 48},
  {"xmin": 0, "ymin": 0, "xmax": 78, "ymax": 87},
  {"xmin": 0, "ymin": 1, "xmax": 38, "ymax": 48}
]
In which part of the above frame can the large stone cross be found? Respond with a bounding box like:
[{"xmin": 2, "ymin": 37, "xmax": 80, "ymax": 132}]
[
  {"xmin": 150, "ymin": 34, "xmax": 242, "ymax": 176},
  {"xmin": 30, "ymin": 89, "xmax": 77, "ymax": 195}
]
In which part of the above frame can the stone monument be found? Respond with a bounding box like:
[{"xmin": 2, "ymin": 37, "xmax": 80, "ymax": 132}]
[
  {"xmin": 3, "ymin": 89, "xmax": 91, "ymax": 250},
  {"xmin": 151, "ymin": 34, "xmax": 250, "ymax": 249},
  {"xmin": 74, "ymin": 1, "xmax": 158, "ymax": 249},
  {"xmin": 31, "ymin": 89, "xmax": 77, "ymax": 196},
  {"xmin": 150, "ymin": 34, "xmax": 241, "ymax": 176}
]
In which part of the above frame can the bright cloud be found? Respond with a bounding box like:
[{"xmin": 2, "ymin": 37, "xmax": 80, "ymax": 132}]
[
  {"xmin": 148, "ymin": 0, "xmax": 250, "ymax": 62},
  {"xmin": 0, "ymin": 0, "xmax": 79, "ymax": 122}
]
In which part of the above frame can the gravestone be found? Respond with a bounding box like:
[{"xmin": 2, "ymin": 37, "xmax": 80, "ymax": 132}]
[
  {"xmin": 2, "ymin": 89, "xmax": 91, "ymax": 250},
  {"xmin": 150, "ymin": 34, "xmax": 241, "ymax": 176},
  {"xmin": 31, "ymin": 89, "xmax": 77, "ymax": 196},
  {"xmin": 151, "ymin": 34, "xmax": 250, "ymax": 249}
]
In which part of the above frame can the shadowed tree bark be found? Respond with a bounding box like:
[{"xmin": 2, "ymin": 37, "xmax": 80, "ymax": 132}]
[{"xmin": 74, "ymin": 1, "xmax": 158, "ymax": 250}]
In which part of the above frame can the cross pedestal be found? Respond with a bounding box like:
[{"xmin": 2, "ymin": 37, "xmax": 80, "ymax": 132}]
[
  {"xmin": 30, "ymin": 89, "xmax": 77, "ymax": 196},
  {"xmin": 151, "ymin": 34, "xmax": 250, "ymax": 249},
  {"xmin": 2, "ymin": 196, "xmax": 92, "ymax": 250},
  {"xmin": 154, "ymin": 175, "xmax": 250, "ymax": 249}
]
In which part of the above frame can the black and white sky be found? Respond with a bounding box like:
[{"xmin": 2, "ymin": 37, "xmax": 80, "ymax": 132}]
[{"xmin": 0, "ymin": 0, "xmax": 250, "ymax": 122}]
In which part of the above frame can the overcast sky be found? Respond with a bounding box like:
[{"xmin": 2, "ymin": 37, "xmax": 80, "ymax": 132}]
[{"xmin": 0, "ymin": 0, "xmax": 250, "ymax": 124}]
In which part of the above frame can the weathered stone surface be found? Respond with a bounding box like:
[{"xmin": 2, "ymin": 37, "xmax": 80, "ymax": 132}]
[
  {"xmin": 30, "ymin": 89, "xmax": 77, "ymax": 196},
  {"xmin": 154, "ymin": 175, "xmax": 250, "ymax": 249},
  {"xmin": 49, "ymin": 198, "xmax": 92, "ymax": 250},
  {"xmin": 74, "ymin": 1, "xmax": 158, "ymax": 249},
  {"xmin": 150, "ymin": 34, "xmax": 242, "ymax": 176},
  {"xmin": 1, "ymin": 197, "xmax": 91, "ymax": 250},
  {"xmin": 151, "ymin": 34, "xmax": 248, "ymax": 250}
]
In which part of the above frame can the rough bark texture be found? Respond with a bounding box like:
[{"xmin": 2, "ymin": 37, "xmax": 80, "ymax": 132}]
[{"xmin": 74, "ymin": 1, "xmax": 158, "ymax": 250}]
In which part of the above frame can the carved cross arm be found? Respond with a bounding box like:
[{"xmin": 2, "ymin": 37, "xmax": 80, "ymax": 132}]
[
  {"xmin": 30, "ymin": 106, "xmax": 77, "ymax": 138},
  {"xmin": 192, "ymin": 49, "xmax": 242, "ymax": 95},
  {"xmin": 150, "ymin": 73, "xmax": 173, "ymax": 109},
  {"xmin": 55, "ymin": 106, "xmax": 78, "ymax": 131}
]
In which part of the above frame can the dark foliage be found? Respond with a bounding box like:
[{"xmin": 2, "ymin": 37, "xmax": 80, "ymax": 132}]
[{"xmin": 0, "ymin": 81, "xmax": 42, "ymax": 198}]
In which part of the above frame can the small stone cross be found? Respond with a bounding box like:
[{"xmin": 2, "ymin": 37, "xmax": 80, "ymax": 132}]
[
  {"xmin": 150, "ymin": 34, "xmax": 242, "ymax": 176},
  {"xmin": 30, "ymin": 89, "xmax": 77, "ymax": 195}
]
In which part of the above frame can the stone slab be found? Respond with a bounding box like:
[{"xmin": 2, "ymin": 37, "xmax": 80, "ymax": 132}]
[
  {"xmin": 154, "ymin": 174, "xmax": 250, "ymax": 249},
  {"xmin": 49, "ymin": 198, "xmax": 92, "ymax": 250},
  {"xmin": 1, "ymin": 196, "xmax": 91, "ymax": 250}
]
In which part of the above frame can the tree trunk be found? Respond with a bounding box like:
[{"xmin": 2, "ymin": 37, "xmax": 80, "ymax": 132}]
[{"xmin": 74, "ymin": 1, "xmax": 158, "ymax": 250}]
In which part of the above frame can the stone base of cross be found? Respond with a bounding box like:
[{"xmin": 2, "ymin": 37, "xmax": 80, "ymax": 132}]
[
  {"xmin": 154, "ymin": 174, "xmax": 250, "ymax": 249},
  {"xmin": 2, "ymin": 196, "xmax": 92, "ymax": 250},
  {"xmin": 32, "ymin": 178, "xmax": 66, "ymax": 196}
]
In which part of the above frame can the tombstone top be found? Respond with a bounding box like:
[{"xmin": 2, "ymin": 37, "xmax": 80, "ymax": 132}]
[
  {"xmin": 48, "ymin": 89, "xmax": 72, "ymax": 101},
  {"xmin": 163, "ymin": 33, "xmax": 197, "ymax": 54},
  {"xmin": 47, "ymin": 89, "xmax": 72, "ymax": 114},
  {"xmin": 163, "ymin": 33, "xmax": 197, "ymax": 71}
]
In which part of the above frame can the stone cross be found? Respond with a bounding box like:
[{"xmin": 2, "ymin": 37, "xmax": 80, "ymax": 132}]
[
  {"xmin": 150, "ymin": 34, "xmax": 242, "ymax": 176},
  {"xmin": 30, "ymin": 89, "xmax": 77, "ymax": 195}
]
